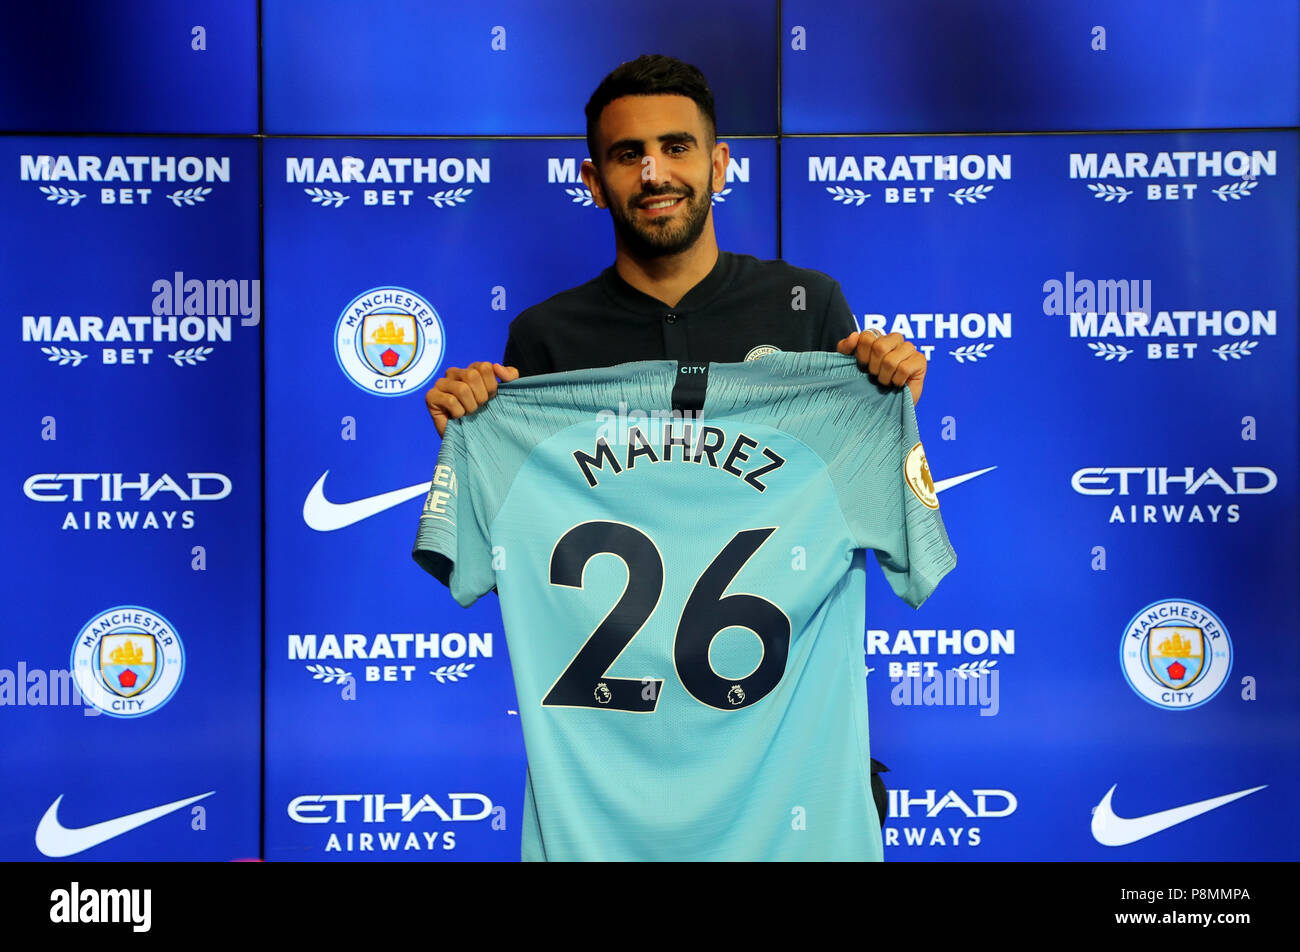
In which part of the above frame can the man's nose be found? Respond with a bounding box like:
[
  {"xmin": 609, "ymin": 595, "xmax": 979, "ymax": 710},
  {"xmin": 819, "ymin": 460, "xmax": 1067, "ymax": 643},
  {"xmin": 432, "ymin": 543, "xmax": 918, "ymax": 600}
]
[{"xmin": 641, "ymin": 156, "xmax": 672, "ymax": 188}]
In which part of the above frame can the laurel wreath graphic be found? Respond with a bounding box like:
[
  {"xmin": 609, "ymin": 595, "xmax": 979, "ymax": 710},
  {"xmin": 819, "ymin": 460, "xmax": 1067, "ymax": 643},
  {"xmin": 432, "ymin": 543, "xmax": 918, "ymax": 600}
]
[
  {"xmin": 825, "ymin": 186, "xmax": 870, "ymax": 206},
  {"xmin": 40, "ymin": 346, "xmax": 87, "ymax": 366},
  {"xmin": 304, "ymin": 187, "xmax": 348, "ymax": 208},
  {"xmin": 1086, "ymin": 183, "xmax": 1133, "ymax": 203},
  {"xmin": 426, "ymin": 188, "xmax": 473, "ymax": 208},
  {"xmin": 1213, "ymin": 180, "xmax": 1258, "ymax": 202},
  {"xmin": 951, "ymin": 343, "xmax": 995, "ymax": 363},
  {"xmin": 306, "ymin": 664, "xmax": 352, "ymax": 684},
  {"xmin": 166, "ymin": 187, "xmax": 213, "ymax": 207},
  {"xmin": 950, "ymin": 660, "xmax": 998, "ymax": 679},
  {"xmin": 949, "ymin": 185, "xmax": 994, "ymax": 205},
  {"xmin": 1087, "ymin": 341, "xmax": 1133, "ymax": 361},
  {"xmin": 430, "ymin": 663, "xmax": 476, "ymax": 683},
  {"xmin": 711, "ymin": 188, "xmax": 732, "ymax": 204},
  {"xmin": 167, "ymin": 346, "xmax": 214, "ymax": 366},
  {"xmin": 1213, "ymin": 340, "xmax": 1258, "ymax": 360},
  {"xmin": 39, "ymin": 185, "xmax": 86, "ymax": 206}
]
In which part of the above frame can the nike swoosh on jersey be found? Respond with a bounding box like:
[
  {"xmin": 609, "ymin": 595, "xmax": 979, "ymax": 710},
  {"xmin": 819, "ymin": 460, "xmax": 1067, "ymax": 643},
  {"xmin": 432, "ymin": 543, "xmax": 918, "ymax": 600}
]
[
  {"xmin": 1090, "ymin": 783, "xmax": 1266, "ymax": 846},
  {"xmin": 932, "ymin": 466, "xmax": 996, "ymax": 494},
  {"xmin": 303, "ymin": 470, "xmax": 432, "ymax": 531},
  {"xmin": 35, "ymin": 791, "xmax": 215, "ymax": 857}
]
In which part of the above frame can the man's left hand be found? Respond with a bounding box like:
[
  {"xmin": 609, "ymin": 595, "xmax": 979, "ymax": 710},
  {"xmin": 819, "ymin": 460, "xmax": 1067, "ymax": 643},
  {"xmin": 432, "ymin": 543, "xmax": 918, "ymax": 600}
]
[{"xmin": 836, "ymin": 329, "xmax": 926, "ymax": 406}]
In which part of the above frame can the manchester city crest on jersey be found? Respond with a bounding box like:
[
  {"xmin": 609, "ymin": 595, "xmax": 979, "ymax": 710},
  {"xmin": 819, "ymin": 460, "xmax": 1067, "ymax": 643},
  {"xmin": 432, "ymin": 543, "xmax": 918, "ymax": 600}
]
[
  {"xmin": 744, "ymin": 345, "xmax": 780, "ymax": 361},
  {"xmin": 1120, "ymin": 598, "xmax": 1231, "ymax": 710},
  {"xmin": 905, "ymin": 442, "xmax": 940, "ymax": 509},
  {"xmin": 71, "ymin": 606, "xmax": 185, "ymax": 718},
  {"xmin": 334, "ymin": 286, "xmax": 445, "ymax": 396}
]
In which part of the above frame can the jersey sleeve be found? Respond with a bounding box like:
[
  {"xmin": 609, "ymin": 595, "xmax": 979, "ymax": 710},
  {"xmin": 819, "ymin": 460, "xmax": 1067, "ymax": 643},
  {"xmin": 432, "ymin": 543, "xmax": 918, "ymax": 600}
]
[
  {"xmin": 837, "ymin": 384, "xmax": 957, "ymax": 608},
  {"xmin": 411, "ymin": 419, "xmax": 497, "ymax": 608}
]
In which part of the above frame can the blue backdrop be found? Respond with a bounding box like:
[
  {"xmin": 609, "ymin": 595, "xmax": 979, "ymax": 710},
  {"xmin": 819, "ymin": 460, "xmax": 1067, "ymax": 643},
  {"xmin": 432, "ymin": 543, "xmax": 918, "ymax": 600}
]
[{"xmin": 1, "ymin": 0, "xmax": 1295, "ymax": 862}]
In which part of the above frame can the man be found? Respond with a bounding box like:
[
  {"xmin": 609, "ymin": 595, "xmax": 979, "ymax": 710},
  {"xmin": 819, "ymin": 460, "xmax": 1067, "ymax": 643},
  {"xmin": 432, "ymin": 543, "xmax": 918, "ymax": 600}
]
[{"xmin": 424, "ymin": 54, "xmax": 929, "ymax": 835}]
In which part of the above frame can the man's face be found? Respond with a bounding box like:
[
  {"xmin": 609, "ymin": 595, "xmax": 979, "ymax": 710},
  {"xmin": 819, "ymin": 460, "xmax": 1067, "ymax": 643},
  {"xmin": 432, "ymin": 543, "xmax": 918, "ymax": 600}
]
[{"xmin": 583, "ymin": 94, "xmax": 725, "ymax": 259}]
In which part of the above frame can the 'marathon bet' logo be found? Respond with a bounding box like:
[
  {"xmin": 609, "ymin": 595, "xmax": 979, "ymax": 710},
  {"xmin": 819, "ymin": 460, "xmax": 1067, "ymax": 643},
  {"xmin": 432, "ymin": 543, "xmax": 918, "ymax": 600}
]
[
  {"xmin": 71, "ymin": 606, "xmax": 185, "ymax": 717},
  {"xmin": 1120, "ymin": 598, "xmax": 1231, "ymax": 711},
  {"xmin": 334, "ymin": 287, "xmax": 445, "ymax": 396}
]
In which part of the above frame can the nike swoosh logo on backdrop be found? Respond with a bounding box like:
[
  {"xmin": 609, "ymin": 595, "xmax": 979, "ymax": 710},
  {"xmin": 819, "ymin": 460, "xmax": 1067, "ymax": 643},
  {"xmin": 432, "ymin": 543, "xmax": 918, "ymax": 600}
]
[
  {"xmin": 304, "ymin": 465, "xmax": 996, "ymax": 532},
  {"xmin": 303, "ymin": 470, "xmax": 432, "ymax": 531},
  {"xmin": 1090, "ymin": 784, "xmax": 1266, "ymax": 846},
  {"xmin": 35, "ymin": 791, "xmax": 215, "ymax": 857},
  {"xmin": 933, "ymin": 466, "xmax": 996, "ymax": 494}
]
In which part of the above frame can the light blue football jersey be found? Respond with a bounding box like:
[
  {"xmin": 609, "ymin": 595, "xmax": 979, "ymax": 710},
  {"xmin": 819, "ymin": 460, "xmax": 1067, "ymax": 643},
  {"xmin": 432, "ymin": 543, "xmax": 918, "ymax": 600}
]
[{"xmin": 413, "ymin": 351, "xmax": 956, "ymax": 861}]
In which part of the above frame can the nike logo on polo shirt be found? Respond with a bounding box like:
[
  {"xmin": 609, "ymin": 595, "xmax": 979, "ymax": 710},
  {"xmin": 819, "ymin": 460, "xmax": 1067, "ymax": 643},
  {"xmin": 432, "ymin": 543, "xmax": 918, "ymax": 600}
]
[
  {"xmin": 304, "ymin": 466, "xmax": 996, "ymax": 531},
  {"xmin": 35, "ymin": 791, "xmax": 215, "ymax": 857},
  {"xmin": 1090, "ymin": 784, "xmax": 1266, "ymax": 846}
]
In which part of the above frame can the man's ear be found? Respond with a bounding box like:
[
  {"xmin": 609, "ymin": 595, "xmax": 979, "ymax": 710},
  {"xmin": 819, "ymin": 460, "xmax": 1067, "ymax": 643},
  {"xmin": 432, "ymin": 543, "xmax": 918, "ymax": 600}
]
[
  {"xmin": 712, "ymin": 138, "xmax": 730, "ymax": 193},
  {"xmin": 580, "ymin": 159, "xmax": 605, "ymax": 208}
]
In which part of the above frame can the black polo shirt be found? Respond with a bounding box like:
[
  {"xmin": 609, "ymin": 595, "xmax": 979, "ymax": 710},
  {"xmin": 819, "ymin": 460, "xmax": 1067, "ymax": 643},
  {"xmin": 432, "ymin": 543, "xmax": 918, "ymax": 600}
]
[{"xmin": 502, "ymin": 250, "xmax": 860, "ymax": 377}]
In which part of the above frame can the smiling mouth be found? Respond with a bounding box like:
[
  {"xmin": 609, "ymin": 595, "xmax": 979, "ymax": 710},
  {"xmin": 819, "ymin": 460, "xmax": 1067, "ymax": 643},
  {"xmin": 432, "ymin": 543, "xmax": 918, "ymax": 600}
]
[{"xmin": 639, "ymin": 195, "xmax": 685, "ymax": 212}]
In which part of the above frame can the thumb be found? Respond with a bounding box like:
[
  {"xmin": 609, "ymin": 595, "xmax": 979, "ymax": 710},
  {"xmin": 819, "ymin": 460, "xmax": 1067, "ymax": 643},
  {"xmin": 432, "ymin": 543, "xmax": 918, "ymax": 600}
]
[
  {"xmin": 494, "ymin": 363, "xmax": 521, "ymax": 382},
  {"xmin": 835, "ymin": 331, "xmax": 859, "ymax": 354}
]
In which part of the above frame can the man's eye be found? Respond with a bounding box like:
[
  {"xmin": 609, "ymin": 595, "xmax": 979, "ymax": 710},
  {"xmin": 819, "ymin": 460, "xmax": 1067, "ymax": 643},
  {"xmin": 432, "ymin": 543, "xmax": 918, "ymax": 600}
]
[{"xmin": 619, "ymin": 151, "xmax": 638, "ymax": 162}]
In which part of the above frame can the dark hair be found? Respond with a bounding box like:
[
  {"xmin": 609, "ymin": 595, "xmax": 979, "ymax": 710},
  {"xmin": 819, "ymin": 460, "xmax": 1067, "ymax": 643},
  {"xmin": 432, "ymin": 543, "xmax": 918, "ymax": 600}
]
[{"xmin": 585, "ymin": 54, "xmax": 717, "ymax": 166}]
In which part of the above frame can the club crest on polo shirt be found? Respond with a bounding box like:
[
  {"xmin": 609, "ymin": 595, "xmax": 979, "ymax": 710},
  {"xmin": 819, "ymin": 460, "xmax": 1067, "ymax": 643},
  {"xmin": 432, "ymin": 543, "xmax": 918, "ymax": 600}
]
[{"xmin": 744, "ymin": 344, "xmax": 780, "ymax": 360}]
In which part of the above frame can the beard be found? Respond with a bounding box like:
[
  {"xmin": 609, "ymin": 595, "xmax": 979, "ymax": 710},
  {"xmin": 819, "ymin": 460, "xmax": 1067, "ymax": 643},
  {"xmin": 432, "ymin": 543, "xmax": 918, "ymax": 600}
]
[{"xmin": 607, "ymin": 182, "xmax": 712, "ymax": 259}]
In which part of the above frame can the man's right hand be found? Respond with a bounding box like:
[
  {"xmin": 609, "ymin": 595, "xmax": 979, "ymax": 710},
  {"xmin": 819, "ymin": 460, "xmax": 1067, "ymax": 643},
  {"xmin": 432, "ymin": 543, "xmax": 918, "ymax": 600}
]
[{"xmin": 426, "ymin": 362, "xmax": 519, "ymax": 438}]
